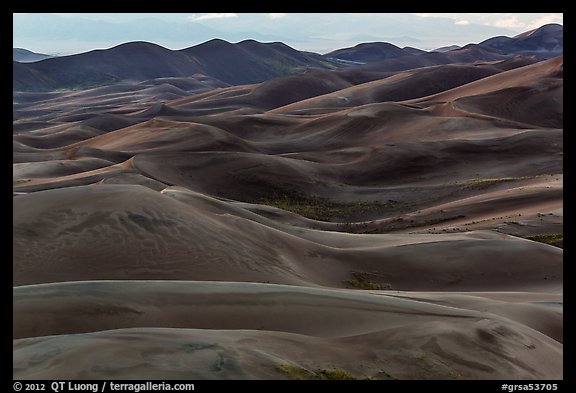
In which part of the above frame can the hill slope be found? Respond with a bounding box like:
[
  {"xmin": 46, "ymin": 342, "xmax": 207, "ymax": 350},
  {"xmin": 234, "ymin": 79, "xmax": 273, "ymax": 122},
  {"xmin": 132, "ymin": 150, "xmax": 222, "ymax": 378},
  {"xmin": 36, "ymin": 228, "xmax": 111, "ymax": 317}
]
[
  {"xmin": 480, "ymin": 23, "xmax": 563, "ymax": 59},
  {"xmin": 13, "ymin": 40, "xmax": 339, "ymax": 92},
  {"xmin": 13, "ymin": 48, "xmax": 53, "ymax": 63}
]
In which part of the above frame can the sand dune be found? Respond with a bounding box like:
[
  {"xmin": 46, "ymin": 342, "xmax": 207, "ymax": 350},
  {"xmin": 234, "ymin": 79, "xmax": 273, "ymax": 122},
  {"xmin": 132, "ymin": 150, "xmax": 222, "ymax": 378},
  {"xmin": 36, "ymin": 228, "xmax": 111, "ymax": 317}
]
[
  {"xmin": 13, "ymin": 184, "xmax": 562, "ymax": 293},
  {"xmin": 14, "ymin": 281, "xmax": 562, "ymax": 380},
  {"xmin": 13, "ymin": 53, "xmax": 562, "ymax": 379},
  {"xmin": 269, "ymin": 63, "xmax": 505, "ymax": 114},
  {"xmin": 270, "ymin": 56, "xmax": 562, "ymax": 132}
]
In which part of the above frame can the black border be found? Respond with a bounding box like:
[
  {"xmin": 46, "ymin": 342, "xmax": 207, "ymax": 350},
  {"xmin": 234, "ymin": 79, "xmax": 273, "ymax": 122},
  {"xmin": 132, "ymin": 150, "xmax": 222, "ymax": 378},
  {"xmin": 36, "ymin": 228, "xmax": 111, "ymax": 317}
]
[{"xmin": 10, "ymin": 7, "xmax": 569, "ymax": 390}]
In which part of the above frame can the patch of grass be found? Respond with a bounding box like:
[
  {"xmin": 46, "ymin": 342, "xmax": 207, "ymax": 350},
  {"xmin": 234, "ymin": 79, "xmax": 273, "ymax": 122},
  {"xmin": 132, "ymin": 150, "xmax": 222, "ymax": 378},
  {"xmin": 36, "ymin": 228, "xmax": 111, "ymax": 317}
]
[
  {"xmin": 263, "ymin": 59, "xmax": 307, "ymax": 75},
  {"xmin": 244, "ymin": 186, "xmax": 392, "ymax": 222},
  {"xmin": 319, "ymin": 368, "xmax": 357, "ymax": 380},
  {"xmin": 260, "ymin": 195, "xmax": 391, "ymax": 222},
  {"xmin": 416, "ymin": 352, "xmax": 464, "ymax": 380},
  {"xmin": 227, "ymin": 176, "xmax": 394, "ymax": 222},
  {"xmin": 345, "ymin": 271, "xmax": 392, "ymax": 290},
  {"xmin": 526, "ymin": 233, "xmax": 563, "ymax": 247},
  {"xmin": 275, "ymin": 364, "xmax": 359, "ymax": 380},
  {"xmin": 361, "ymin": 215, "xmax": 466, "ymax": 233},
  {"xmin": 462, "ymin": 176, "xmax": 535, "ymax": 190},
  {"xmin": 276, "ymin": 364, "xmax": 318, "ymax": 380}
]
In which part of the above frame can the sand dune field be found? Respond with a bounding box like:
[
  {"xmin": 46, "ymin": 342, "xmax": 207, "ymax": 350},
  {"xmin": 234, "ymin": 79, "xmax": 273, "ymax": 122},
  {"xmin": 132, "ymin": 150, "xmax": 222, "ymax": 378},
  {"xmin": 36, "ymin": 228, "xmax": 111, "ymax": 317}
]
[{"xmin": 13, "ymin": 54, "xmax": 563, "ymax": 380}]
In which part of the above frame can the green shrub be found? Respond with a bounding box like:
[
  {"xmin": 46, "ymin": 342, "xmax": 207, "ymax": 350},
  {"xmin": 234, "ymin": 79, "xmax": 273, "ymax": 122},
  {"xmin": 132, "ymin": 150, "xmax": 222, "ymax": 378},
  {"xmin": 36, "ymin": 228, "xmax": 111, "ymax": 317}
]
[
  {"xmin": 319, "ymin": 368, "xmax": 357, "ymax": 380},
  {"xmin": 526, "ymin": 233, "xmax": 563, "ymax": 247},
  {"xmin": 275, "ymin": 364, "xmax": 318, "ymax": 380},
  {"xmin": 345, "ymin": 271, "xmax": 392, "ymax": 290}
]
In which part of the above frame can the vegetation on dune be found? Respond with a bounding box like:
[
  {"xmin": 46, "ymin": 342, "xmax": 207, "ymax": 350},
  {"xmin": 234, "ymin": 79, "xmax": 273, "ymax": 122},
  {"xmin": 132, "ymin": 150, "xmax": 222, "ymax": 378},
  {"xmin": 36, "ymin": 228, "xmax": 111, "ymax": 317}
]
[
  {"xmin": 234, "ymin": 178, "xmax": 394, "ymax": 222},
  {"xmin": 275, "ymin": 364, "xmax": 359, "ymax": 380},
  {"xmin": 465, "ymin": 177, "xmax": 518, "ymax": 188},
  {"xmin": 525, "ymin": 233, "xmax": 563, "ymax": 247},
  {"xmin": 256, "ymin": 194, "xmax": 393, "ymax": 222},
  {"xmin": 415, "ymin": 352, "xmax": 464, "ymax": 380},
  {"xmin": 276, "ymin": 363, "xmax": 399, "ymax": 380},
  {"xmin": 319, "ymin": 368, "xmax": 357, "ymax": 380},
  {"xmin": 355, "ymin": 215, "xmax": 466, "ymax": 234},
  {"xmin": 461, "ymin": 175, "xmax": 544, "ymax": 190},
  {"xmin": 344, "ymin": 271, "xmax": 392, "ymax": 290},
  {"xmin": 275, "ymin": 364, "xmax": 318, "ymax": 380}
]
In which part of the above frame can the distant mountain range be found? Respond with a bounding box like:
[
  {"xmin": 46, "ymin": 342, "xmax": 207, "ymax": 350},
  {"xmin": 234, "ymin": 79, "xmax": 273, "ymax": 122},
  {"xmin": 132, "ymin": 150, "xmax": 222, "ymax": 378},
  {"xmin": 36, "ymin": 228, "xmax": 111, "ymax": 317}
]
[
  {"xmin": 13, "ymin": 24, "xmax": 562, "ymax": 92},
  {"xmin": 432, "ymin": 45, "xmax": 461, "ymax": 53},
  {"xmin": 323, "ymin": 23, "xmax": 562, "ymax": 65},
  {"xmin": 13, "ymin": 48, "xmax": 53, "ymax": 63},
  {"xmin": 479, "ymin": 23, "xmax": 563, "ymax": 58},
  {"xmin": 13, "ymin": 39, "xmax": 337, "ymax": 92}
]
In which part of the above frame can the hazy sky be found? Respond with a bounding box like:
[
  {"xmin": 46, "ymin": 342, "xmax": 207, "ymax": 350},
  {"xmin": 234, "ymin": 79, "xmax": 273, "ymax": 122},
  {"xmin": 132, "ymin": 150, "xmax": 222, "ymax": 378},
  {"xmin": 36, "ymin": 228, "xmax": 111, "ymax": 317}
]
[{"xmin": 13, "ymin": 13, "xmax": 563, "ymax": 55}]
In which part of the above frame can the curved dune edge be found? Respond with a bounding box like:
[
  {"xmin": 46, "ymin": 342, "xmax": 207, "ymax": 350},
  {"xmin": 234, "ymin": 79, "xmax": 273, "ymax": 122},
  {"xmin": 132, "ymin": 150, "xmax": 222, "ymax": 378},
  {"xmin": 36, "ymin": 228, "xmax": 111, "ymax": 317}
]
[{"xmin": 13, "ymin": 281, "xmax": 562, "ymax": 380}]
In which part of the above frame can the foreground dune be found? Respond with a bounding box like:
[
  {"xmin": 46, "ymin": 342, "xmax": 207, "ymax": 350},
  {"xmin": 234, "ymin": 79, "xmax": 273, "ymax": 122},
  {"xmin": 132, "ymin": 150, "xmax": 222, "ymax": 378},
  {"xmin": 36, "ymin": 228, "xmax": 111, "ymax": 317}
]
[{"xmin": 14, "ymin": 281, "xmax": 562, "ymax": 380}]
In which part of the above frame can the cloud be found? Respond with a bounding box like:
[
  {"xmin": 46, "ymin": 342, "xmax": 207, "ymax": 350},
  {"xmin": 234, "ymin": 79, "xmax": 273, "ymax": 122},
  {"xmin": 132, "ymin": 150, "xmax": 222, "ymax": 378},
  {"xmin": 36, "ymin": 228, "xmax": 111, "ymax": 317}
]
[
  {"xmin": 527, "ymin": 14, "xmax": 563, "ymax": 29},
  {"xmin": 491, "ymin": 16, "xmax": 524, "ymax": 29},
  {"xmin": 266, "ymin": 13, "xmax": 287, "ymax": 20},
  {"xmin": 411, "ymin": 13, "xmax": 437, "ymax": 18},
  {"xmin": 190, "ymin": 13, "xmax": 238, "ymax": 21},
  {"xmin": 411, "ymin": 13, "xmax": 563, "ymax": 32}
]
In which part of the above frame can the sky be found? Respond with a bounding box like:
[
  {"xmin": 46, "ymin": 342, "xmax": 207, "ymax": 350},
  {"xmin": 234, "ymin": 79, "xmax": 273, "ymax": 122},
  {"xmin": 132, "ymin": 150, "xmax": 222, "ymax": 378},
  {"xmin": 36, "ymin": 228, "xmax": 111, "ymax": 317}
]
[{"xmin": 13, "ymin": 13, "xmax": 564, "ymax": 56}]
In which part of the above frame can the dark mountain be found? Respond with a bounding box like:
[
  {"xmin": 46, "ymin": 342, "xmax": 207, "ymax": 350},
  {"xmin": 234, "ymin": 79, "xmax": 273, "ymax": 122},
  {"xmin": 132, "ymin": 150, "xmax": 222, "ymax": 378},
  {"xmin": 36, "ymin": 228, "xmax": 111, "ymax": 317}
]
[
  {"xmin": 13, "ymin": 61, "xmax": 56, "ymax": 92},
  {"xmin": 355, "ymin": 44, "xmax": 511, "ymax": 73},
  {"xmin": 179, "ymin": 39, "xmax": 272, "ymax": 84},
  {"xmin": 13, "ymin": 48, "xmax": 53, "ymax": 63},
  {"xmin": 441, "ymin": 44, "xmax": 510, "ymax": 62},
  {"xmin": 13, "ymin": 42, "xmax": 204, "ymax": 91},
  {"xmin": 323, "ymin": 42, "xmax": 407, "ymax": 63},
  {"xmin": 13, "ymin": 39, "xmax": 340, "ymax": 92},
  {"xmin": 432, "ymin": 45, "xmax": 461, "ymax": 53},
  {"xmin": 480, "ymin": 23, "xmax": 563, "ymax": 59},
  {"xmin": 402, "ymin": 46, "xmax": 427, "ymax": 56},
  {"xmin": 13, "ymin": 25, "xmax": 563, "ymax": 92},
  {"xmin": 325, "ymin": 24, "xmax": 562, "ymax": 67},
  {"xmin": 180, "ymin": 39, "xmax": 334, "ymax": 86},
  {"xmin": 238, "ymin": 40, "xmax": 327, "ymax": 66}
]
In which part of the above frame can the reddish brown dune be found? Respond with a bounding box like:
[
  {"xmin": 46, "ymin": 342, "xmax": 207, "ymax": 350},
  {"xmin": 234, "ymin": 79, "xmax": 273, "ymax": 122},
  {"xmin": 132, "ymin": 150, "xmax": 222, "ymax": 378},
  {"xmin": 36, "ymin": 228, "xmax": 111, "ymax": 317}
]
[{"xmin": 269, "ymin": 63, "xmax": 505, "ymax": 114}]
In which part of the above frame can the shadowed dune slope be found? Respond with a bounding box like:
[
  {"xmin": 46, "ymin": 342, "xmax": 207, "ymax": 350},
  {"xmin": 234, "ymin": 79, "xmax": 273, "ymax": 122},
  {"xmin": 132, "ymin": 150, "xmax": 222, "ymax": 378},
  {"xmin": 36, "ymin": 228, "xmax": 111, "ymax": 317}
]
[
  {"xmin": 13, "ymin": 281, "xmax": 562, "ymax": 342},
  {"xmin": 480, "ymin": 24, "xmax": 563, "ymax": 59},
  {"xmin": 269, "ymin": 64, "xmax": 505, "ymax": 114},
  {"xmin": 407, "ymin": 56, "xmax": 562, "ymax": 105},
  {"xmin": 271, "ymin": 56, "xmax": 562, "ymax": 121}
]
